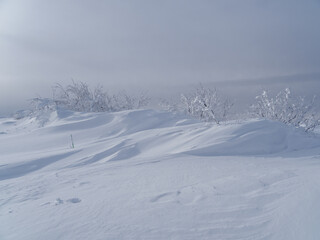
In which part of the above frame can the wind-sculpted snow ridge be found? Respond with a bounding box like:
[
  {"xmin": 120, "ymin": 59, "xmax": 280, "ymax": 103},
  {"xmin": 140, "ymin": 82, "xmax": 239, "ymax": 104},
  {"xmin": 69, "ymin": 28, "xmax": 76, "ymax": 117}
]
[{"xmin": 1, "ymin": 109, "xmax": 320, "ymax": 240}]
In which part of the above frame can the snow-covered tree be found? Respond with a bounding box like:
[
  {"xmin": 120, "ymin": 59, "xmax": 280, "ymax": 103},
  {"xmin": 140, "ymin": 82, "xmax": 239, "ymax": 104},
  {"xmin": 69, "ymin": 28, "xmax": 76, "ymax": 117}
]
[
  {"xmin": 252, "ymin": 88, "xmax": 319, "ymax": 132},
  {"xmin": 53, "ymin": 81, "xmax": 96, "ymax": 112},
  {"xmin": 30, "ymin": 97, "xmax": 58, "ymax": 112},
  {"xmin": 162, "ymin": 84, "xmax": 233, "ymax": 124},
  {"xmin": 51, "ymin": 81, "xmax": 149, "ymax": 112},
  {"xmin": 111, "ymin": 91, "xmax": 150, "ymax": 111},
  {"xmin": 159, "ymin": 98, "xmax": 180, "ymax": 113},
  {"xmin": 13, "ymin": 98, "xmax": 56, "ymax": 120},
  {"xmin": 181, "ymin": 84, "xmax": 233, "ymax": 124}
]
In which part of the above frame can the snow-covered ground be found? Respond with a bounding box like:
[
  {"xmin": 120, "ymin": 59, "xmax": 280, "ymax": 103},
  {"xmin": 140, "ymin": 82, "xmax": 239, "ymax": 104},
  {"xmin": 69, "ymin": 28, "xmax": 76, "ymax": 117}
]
[{"xmin": 1, "ymin": 109, "xmax": 320, "ymax": 240}]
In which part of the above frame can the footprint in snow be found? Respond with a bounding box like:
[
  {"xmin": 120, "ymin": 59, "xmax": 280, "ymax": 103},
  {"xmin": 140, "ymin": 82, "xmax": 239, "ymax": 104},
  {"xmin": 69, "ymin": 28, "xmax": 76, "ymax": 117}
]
[
  {"xmin": 50, "ymin": 197, "xmax": 81, "ymax": 206},
  {"xmin": 66, "ymin": 198, "xmax": 81, "ymax": 203},
  {"xmin": 150, "ymin": 191, "xmax": 180, "ymax": 203},
  {"xmin": 55, "ymin": 198, "xmax": 64, "ymax": 205},
  {"xmin": 151, "ymin": 187, "xmax": 204, "ymax": 205}
]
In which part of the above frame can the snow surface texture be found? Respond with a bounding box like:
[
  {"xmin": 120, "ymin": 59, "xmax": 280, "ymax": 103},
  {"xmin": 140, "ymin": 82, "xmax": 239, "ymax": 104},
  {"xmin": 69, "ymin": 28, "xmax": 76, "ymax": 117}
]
[{"xmin": 1, "ymin": 109, "xmax": 320, "ymax": 240}]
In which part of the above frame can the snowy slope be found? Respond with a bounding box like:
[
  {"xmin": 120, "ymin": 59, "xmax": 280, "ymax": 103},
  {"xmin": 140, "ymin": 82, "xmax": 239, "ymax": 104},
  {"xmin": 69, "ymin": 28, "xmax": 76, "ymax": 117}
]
[{"xmin": 1, "ymin": 109, "xmax": 320, "ymax": 240}]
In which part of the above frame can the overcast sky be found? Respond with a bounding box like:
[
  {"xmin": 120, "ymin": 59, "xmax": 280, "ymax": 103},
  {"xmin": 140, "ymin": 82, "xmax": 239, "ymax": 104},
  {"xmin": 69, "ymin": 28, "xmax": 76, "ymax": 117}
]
[{"xmin": 1, "ymin": 0, "xmax": 320, "ymax": 115}]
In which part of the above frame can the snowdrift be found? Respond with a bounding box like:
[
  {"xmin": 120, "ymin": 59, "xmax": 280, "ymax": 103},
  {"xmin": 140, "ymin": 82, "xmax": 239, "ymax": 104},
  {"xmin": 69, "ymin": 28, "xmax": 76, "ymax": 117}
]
[
  {"xmin": 0, "ymin": 109, "xmax": 319, "ymax": 179},
  {"xmin": 1, "ymin": 109, "xmax": 318, "ymax": 161},
  {"xmin": 1, "ymin": 109, "xmax": 320, "ymax": 240}
]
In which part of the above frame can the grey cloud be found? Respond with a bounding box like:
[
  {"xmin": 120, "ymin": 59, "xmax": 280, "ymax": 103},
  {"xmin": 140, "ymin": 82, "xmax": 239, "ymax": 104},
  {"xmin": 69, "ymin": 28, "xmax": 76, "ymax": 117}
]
[{"xmin": 0, "ymin": 0, "xmax": 320, "ymax": 115}]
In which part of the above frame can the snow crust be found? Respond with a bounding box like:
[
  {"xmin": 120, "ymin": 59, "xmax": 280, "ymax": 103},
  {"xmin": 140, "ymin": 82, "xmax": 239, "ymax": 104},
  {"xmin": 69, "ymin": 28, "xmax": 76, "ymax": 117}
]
[{"xmin": 1, "ymin": 109, "xmax": 320, "ymax": 240}]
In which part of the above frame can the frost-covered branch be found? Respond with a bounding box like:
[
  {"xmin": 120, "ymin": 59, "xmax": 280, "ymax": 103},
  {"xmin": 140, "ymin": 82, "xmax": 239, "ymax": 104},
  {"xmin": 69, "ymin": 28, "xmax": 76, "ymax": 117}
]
[
  {"xmin": 51, "ymin": 81, "xmax": 149, "ymax": 113},
  {"xmin": 251, "ymin": 88, "xmax": 319, "ymax": 132},
  {"xmin": 162, "ymin": 84, "xmax": 233, "ymax": 124}
]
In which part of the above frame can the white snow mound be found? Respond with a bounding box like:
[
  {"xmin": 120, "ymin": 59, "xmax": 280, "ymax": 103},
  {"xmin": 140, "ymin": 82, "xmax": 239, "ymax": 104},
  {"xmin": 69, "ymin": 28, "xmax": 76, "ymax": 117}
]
[{"xmin": 1, "ymin": 109, "xmax": 320, "ymax": 240}]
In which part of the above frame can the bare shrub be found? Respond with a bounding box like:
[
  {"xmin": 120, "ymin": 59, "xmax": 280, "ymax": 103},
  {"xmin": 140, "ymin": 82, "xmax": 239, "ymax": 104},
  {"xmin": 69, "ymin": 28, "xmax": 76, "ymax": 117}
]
[
  {"xmin": 162, "ymin": 84, "xmax": 233, "ymax": 124},
  {"xmin": 252, "ymin": 88, "xmax": 320, "ymax": 132},
  {"xmin": 51, "ymin": 81, "xmax": 149, "ymax": 112}
]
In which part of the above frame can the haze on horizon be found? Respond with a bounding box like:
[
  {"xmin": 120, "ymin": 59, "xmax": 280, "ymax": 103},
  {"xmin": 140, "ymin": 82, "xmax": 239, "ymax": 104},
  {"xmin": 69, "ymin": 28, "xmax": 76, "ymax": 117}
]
[{"xmin": 1, "ymin": 0, "xmax": 320, "ymax": 116}]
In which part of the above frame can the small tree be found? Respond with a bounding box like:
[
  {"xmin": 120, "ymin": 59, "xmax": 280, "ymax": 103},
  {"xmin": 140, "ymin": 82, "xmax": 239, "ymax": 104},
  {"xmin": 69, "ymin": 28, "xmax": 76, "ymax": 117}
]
[
  {"xmin": 91, "ymin": 84, "xmax": 112, "ymax": 112},
  {"xmin": 112, "ymin": 91, "xmax": 150, "ymax": 111},
  {"xmin": 52, "ymin": 81, "xmax": 149, "ymax": 113},
  {"xmin": 162, "ymin": 84, "xmax": 233, "ymax": 124},
  {"xmin": 30, "ymin": 97, "xmax": 57, "ymax": 112},
  {"xmin": 182, "ymin": 85, "xmax": 232, "ymax": 124},
  {"xmin": 159, "ymin": 98, "xmax": 180, "ymax": 113},
  {"xmin": 53, "ymin": 81, "xmax": 96, "ymax": 112},
  {"xmin": 252, "ymin": 88, "xmax": 319, "ymax": 132}
]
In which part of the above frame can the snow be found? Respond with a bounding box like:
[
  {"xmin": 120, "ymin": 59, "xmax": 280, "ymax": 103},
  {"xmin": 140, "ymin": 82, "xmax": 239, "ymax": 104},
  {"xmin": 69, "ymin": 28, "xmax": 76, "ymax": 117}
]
[{"xmin": 1, "ymin": 109, "xmax": 320, "ymax": 240}]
